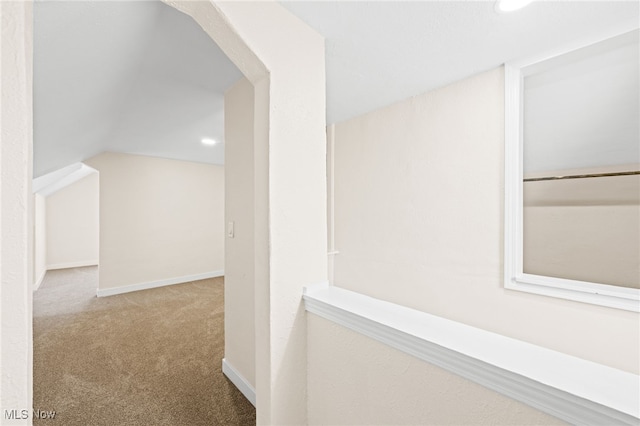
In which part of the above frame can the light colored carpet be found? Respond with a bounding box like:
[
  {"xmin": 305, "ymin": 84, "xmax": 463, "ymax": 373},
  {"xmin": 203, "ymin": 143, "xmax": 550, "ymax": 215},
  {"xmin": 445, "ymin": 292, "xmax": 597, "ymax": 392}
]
[{"xmin": 33, "ymin": 266, "xmax": 255, "ymax": 425}]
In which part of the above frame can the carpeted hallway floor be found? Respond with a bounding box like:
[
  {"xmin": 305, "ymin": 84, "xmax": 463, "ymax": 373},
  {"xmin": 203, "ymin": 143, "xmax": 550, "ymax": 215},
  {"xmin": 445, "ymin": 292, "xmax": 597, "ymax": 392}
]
[{"xmin": 33, "ymin": 266, "xmax": 256, "ymax": 425}]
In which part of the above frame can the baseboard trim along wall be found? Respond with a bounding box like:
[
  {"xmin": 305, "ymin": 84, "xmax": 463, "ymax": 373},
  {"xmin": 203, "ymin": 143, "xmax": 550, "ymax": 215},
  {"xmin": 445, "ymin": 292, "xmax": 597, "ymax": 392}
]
[
  {"xmin": 222, "ymin": 358, "xmax": 256, "ymax": 407},
  {"xmin": 34, "ymin": 270, "xmax": 47, "ymax": 291},
  {"xmin": 96, "ymin": 270, "xmax": 224, "ymax": 297},
  {"xmin": 303, "ymin": 283, "xmax": 640, "ymax": 426},
  {"xmin": 47, "ymin": 260, "xmax": 99, "ymax": 271}
]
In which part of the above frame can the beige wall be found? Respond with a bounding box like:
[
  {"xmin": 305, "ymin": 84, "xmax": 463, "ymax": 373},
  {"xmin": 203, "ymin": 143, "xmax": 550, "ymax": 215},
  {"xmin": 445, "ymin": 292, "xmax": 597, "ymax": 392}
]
[
  {"xmin": 224, "ymin": 78, "xmax": 256, "ymax": 388},
  {"xmin": 330, "ymin": 65, "xmax": 639, "ymax": 385},
  {"xmin": 34, "ymin": 193, "xmax": 47, "ymax": 289},
  {"xmin": 308, "ymin": 315, "xmax": 566, "ymax": 426},
  {"xmin": 85, "ymin": 152, "xmax": 224, "ymax": 291},
  {"xmin": 524, "ymin": 169, "xmax": 640, "ymax": 288},
  {"xmin": 168, "ymin": 3, "xmax": 328, "ymax": 423},
  {"xmin": 46, "ymin": 172, "xmax": 99, "ymax": 270}
]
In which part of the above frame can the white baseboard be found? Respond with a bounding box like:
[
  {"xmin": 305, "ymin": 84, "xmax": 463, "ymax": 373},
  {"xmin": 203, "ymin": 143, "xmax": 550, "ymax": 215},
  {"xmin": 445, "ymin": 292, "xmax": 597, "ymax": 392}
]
[
  {"xmin": 96, "ymin": 270, "xmax": 224, "ymax": 297},
  {"xmin": 222, "ymin": 358, "xmax": 256, "ymax": 407},
  {"xmin": 47, "ymin": 260, "xmax": 98, "ymax": 270},
  {"xmin": 33, "ymin": 270, "xmax": 47, "ymax": 291}
]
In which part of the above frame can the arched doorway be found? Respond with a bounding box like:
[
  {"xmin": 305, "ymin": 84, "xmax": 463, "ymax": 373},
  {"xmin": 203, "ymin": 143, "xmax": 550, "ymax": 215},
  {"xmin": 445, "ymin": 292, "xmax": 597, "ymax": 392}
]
[{"xmin": 1, "ymin": 1, "xmax": 327, "ymax": 424}]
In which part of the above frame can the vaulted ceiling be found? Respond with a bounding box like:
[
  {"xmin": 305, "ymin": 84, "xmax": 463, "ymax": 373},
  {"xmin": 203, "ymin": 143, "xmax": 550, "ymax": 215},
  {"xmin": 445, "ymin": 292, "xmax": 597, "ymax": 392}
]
[
  {"xmin": 33, "ymin": 0, "xmax": 639, "ymax": 178},
  {"xmin": 34, "ymin": 0, "xmax": 241, "ymax": 177}
]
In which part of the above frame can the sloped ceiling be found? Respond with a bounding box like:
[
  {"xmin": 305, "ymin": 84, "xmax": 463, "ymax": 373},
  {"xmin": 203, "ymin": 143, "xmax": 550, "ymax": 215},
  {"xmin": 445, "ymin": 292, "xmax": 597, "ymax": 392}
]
[
  {"xmin": 33, "ymin": 0, "xmax": 639, "ymax": 178},
  {"xmin": 281, "ymin": 0, "xmax": 639, "ymax": 125},
  {"xmin": 33, "ymin": 0, "xmax": 241, "ymax": 177},
  {"xmin": 523, "ymin": 30, "xmax": 639, "ymax": 173}
]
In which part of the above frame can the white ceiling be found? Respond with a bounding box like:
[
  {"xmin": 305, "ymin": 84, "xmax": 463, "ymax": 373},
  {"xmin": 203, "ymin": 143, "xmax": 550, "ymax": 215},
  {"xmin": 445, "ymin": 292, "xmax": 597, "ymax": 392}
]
[
  {"xmin": 281, "ymin": 0, "xmax": 639, "ymax": 125},
  {"xmin": 33, "ymin": 0, "xmax": 639, "ymax": 178},
  {"xmin": 33, "ymin": 0, "xmax": 241, "ymax": 177}
]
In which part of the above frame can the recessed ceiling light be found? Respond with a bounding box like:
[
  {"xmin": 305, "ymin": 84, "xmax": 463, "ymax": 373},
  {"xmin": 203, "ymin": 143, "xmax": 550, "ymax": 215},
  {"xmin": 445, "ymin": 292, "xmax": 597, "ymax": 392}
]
[
  {"xmin": 201, "ymin": 138, "xmax": 218, "ymax": 146},
  {"xmin": 495, "ymin": 0, "xmax": 534, "ymax": 13}
]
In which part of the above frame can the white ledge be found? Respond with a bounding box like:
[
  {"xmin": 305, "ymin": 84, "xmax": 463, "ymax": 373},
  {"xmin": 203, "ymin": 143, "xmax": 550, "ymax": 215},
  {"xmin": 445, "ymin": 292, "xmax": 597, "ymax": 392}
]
[{"xmin": 303, "ymin": 283, "xmax": 640, "ymax": 426}]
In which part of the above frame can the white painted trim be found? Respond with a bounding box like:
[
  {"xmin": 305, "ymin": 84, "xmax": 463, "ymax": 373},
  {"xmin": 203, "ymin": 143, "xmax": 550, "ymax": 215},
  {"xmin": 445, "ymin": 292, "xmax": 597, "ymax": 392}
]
[
  {"xmin": 96, "ymin": 270, "xmax": 224, "ymax": 297},
  {"xmin": 508, "ymin": 22, "xmax": 640, "ymax": 72},
  {"xmin": 33, "ymin": 162, "xmax": 98, "ymax": 197},
  {"xmin": 303, "ymin": 284, "xmax": 640, "ymax": 426},
  {"xmin": 327, "ymin": 124, "xmax": 337, "ymax": 286},
  {"xmin": 47, "ymin": 260, "xmax": 99, "ymax": 271},
  {"xmin": 33, "ymin": 270, "xmax": 47, "ymax": 292},
  {"xmin": 33, "ymin": 162, "xmax": 82, "ymax": 193},
  {"xmin": 503, "ymin": 28, "xmax": 640, "ymax": 312},
  {"xmin": 222, "ymin": 358, "xmax": 256, "ymax": 407}
]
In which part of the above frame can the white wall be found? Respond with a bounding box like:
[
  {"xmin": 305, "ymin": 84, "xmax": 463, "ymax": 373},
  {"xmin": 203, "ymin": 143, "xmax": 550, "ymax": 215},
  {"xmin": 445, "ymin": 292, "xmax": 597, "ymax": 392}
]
[
  {"xmin": 0, "ymin": 1, "xmax": 33, "ymax": 422},
  {"xmin": 46, "ymin": 172, "xmax": 99, "ymax": 270},
  {"xmin": 321, "ymin": 67, "xmax": 639, "ymax": 423},
  {"xmin": 84, "ymin": 152, "xmax": 224, "ymax": 292},
  {"xmin": 224, "ymin": 78, "xmax": 256, "ymax": 390},
  {"xmin": 34, "ymin": 193, "xmax": 47, "ymax": 290}
]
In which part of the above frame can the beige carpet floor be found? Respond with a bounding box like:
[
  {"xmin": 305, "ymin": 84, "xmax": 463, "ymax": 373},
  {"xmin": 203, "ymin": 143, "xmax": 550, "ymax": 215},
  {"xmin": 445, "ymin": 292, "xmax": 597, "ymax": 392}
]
[{"xmin": 33, "ymin": 267, "xmax": 256, "ymax": 425}]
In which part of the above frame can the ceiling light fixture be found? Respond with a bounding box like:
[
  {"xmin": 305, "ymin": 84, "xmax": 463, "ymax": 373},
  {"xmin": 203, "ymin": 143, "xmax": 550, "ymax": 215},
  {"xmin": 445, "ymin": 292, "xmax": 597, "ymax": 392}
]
[
  {"xmin": 201, "ymin": 138, "xmax": 218, "ymax": 146},
  {"xmin": 495, "ymin": 0, "xmax": 534, "ymax": 13}
]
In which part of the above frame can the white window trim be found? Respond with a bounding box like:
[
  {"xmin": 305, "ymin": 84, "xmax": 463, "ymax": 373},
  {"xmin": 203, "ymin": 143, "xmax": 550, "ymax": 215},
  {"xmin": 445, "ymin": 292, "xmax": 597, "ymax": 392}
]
[
  {"xmin": 303, "ymin": 283, "xmax": 640, "ymax": 425},
  {"xmin": 503, "ymin": 24, "xmax": 640, "ymax": 313}
]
